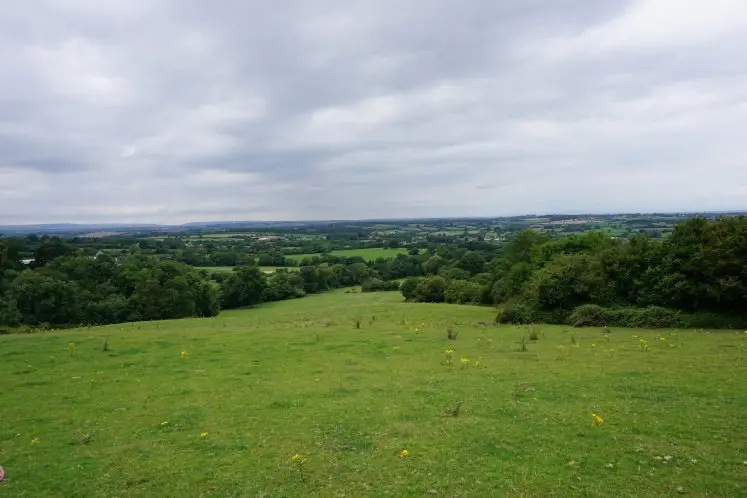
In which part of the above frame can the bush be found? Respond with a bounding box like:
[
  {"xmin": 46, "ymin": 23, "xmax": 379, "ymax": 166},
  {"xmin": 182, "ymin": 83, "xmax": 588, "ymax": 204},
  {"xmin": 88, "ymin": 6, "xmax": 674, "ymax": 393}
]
[
  {"xmin": 569, "ymin": 304, "xmax": 606, "ymax": 327},
  {"xmin": 444, "ymin": 280, "xmax": 483, "ymax": 304},
  {"xmin": 496, "ymin": 299, "xmax": 537, "ymax": 325},
  {"xmin": 678, "ymin": 312, "xmax": 747, "ymax": 329},
  {"xmin": 601, "ymin": 306, "xmax": 680, "ymax": 328},
  {"xmin": 400, "ymin": 277, "xmax": 422, "ymax": 301},
  {"xmin": 412, "ymin": 276, "xmax": 448, "ymax": 303},
  {"xmin": 361, "ymin": 279, "xmax": 400, "ymax": 292}
]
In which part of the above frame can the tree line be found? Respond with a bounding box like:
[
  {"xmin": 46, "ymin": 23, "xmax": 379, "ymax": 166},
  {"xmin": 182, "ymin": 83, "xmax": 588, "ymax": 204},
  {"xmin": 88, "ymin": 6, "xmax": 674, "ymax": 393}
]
[
  {"xmin": 0, "ymin": 242, "xmax": 449, "ymax": 329},
  {"xmin": 399, "ymin": 216, "xmax": 747, "ymax": 328}
]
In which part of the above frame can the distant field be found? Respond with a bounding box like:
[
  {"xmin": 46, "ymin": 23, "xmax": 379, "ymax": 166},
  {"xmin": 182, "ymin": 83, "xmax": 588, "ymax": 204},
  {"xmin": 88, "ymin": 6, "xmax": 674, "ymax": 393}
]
[
  {"xmin": 286, "ymin": 247, "xmax": 411, "ymax": 262},
  {"xmin": 195, "ymin": 266, "xmax": 235, "ymax": 273},
  {"xmin": 1, "ymin": 291, "xmax": 745, "ymax": 496},
  {"xmin": 194, "ymin": 266, "xmax": 299, "ymax": 274}
]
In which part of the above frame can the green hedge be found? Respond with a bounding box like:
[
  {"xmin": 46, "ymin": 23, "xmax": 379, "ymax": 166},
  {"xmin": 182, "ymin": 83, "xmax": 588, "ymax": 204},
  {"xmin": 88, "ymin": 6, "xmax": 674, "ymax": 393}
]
[{"xmin": 499, "ymin": 301, "xmax": 747, "ymax": 329}]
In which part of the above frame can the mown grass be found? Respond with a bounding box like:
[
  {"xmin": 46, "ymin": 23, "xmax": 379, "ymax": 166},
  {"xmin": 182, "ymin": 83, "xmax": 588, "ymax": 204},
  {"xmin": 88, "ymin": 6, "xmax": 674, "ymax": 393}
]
[{"xmin": 1, "ymin": 291, "xmax": 746, "ymax": 497}]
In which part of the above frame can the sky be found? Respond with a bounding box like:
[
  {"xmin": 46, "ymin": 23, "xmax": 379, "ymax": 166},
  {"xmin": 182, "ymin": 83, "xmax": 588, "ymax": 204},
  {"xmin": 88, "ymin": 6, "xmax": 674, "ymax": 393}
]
[{"xmin": 1, "ymin": 0, "xmax": 747, "ymax": 224}]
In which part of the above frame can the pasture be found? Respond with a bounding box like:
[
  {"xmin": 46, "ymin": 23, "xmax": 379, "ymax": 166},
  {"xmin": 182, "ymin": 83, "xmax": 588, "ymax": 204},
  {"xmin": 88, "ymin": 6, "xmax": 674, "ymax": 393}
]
[
  {"xmin": 0, "ymin": 291, "xmax": 745, "ymax": 497},
  {"xmin": 286, "ymin": 247, "xmax": 411, "ymax": 262}
]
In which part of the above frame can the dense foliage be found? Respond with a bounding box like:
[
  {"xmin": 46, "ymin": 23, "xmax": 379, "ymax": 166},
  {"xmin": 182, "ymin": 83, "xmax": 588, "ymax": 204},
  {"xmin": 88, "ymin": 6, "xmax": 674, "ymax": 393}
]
[
  {"xmin": 0, "ymin": 249, "xmax": 219, "ymax": 328},
  {"xmin": 2, "ymin": 216, "xmax": 746, "ymax": 330},
  {"xmin": 489, "ymin": 217, "xmax": 747, "ymax": 328}
]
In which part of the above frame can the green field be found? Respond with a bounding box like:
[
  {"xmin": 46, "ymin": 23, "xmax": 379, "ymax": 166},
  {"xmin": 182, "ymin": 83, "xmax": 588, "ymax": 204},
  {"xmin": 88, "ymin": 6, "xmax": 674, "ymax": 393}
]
[
  {"xmin": 1, "ymin": 291, "xmax": 745, "ymax": 496},
  {"xmin": 286, "ymin": 247, "xmax": 410, "ymax": 262}
]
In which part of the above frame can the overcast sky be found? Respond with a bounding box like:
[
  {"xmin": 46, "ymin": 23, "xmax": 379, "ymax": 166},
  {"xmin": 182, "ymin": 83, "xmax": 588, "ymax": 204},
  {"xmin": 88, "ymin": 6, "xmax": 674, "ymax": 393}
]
[{"xmin": 1, "ymin": 0, "xmax": 746, "ymax": 224}]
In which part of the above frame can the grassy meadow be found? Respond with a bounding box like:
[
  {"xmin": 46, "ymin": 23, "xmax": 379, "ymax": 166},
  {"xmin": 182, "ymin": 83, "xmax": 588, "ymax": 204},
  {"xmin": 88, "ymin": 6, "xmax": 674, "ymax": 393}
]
[
  {"xmin": 285, "ymin": 247, "xmax": 410, "ymax": 262},
  {"xmin": 1, "ymin": 291, "xmax": 746, "ymax": 496}
]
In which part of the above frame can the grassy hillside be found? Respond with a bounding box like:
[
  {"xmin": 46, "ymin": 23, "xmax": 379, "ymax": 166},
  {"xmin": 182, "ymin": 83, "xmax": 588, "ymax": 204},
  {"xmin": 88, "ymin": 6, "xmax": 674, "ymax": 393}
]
[{"xmin": 1, "ymin": 291, "xmax": 745, "ymax": 496}]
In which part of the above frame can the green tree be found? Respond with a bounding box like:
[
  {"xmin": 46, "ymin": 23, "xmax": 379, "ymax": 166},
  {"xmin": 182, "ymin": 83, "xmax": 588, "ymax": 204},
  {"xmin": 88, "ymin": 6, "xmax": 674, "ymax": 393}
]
[
  {"xmin": 422, "ymin": 255, "xmax": 446, "ymax": 275},
  {"xmin": 457, "ymin": 251, "xmax": 486, "ymax": 275},
  {"xmin": 221, "ymin": 266, "xmax": 267, "ymax": 309},
  {"xmin": 413, "ymin": 276, "xmax": 448, "ymax": 303},
  {"xmin": 32, "ymin": 238, "xmax": 72, "ymax": 267},
  {"xmin": 401, "ymin": 277, "xmax": 422, "ymax": 301}
]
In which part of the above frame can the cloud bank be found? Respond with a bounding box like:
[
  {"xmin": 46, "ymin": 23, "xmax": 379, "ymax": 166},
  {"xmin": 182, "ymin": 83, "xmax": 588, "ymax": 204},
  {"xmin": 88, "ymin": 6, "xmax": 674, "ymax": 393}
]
[{"xmin": 1, "ymin": 0, "xmax": 746, "ymax": 223}]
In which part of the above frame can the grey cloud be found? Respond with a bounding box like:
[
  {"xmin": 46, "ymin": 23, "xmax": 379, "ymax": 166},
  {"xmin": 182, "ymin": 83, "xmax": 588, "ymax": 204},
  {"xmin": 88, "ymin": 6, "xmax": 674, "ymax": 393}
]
[{"xmin": 1, "ymin": 0, "xmax": 746, "ymax": 224}]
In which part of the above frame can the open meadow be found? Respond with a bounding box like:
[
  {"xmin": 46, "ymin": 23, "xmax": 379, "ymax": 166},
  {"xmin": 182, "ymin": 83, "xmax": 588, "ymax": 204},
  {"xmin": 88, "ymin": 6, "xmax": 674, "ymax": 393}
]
[
  {"xmin": 285, "ymin": 247, "xmax": 410, "ymax": 262},
  {"xmin": 1, "ymin": 291, "xmax": 746, "ymax": 496}
]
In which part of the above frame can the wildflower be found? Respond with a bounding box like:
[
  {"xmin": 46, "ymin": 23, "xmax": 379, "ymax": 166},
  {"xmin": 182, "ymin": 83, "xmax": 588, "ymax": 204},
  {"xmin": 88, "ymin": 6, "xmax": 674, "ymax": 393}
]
[
  {"xmin": 200, "ymin": 432, "xmax": 209, "ymax": 438},
  {"xmin": 290, "ymin": 454, "xmax": 307, "ymax": 483},
  {"xmin": 180, "ymin": 351, "xmax": 188, "ymax": 359},
  {"xmin": 31, "ymin": 437, "xmax": 40, "ymax": 445},
  {"xmin": 400, "ymin": 449, "xmax": 409, "ymax": 457},
  {"xmin": 393, "ymin": 346, "xmax": 400, "ymax": 351},
  {"xmin": 160, "ymin": 421, "xmax": 169, "ymax": 427},
  {"xmin": 591, "ymin": 343, "xmax": 597, "ymax": 347},
  {"xmin": 460, "ymin": 357, "xmax": 471, "ymax": 367},
  {"xmin": 444, "ymin": 348, "xmax": 454, "ymax": 356},
  {"xmin": 591, "ymin": 413, "xmax": 604, "ymax": 427}
]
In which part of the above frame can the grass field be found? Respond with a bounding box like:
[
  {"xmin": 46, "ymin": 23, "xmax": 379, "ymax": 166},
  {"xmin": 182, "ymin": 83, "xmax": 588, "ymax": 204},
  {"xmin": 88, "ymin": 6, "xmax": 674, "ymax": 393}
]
[
  {"xmin": 286, "ymin": 247, "xmax": 410, "ymax": 262},
  {"xmin": 1, "ymin": 291, "xmax": 746, "ymax": 496}
]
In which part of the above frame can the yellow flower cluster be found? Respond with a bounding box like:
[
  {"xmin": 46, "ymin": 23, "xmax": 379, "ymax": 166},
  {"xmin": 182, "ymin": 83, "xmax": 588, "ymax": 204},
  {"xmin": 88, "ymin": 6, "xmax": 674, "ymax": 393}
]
[{"xmin": 591, "ymin": 413, "xmax": 604, "ymax": 427}]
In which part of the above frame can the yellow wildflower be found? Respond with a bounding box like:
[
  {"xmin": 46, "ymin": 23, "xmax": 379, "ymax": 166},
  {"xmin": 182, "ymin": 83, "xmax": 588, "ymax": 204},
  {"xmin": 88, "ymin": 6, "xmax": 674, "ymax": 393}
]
[
  {"xmin": 200, "ymin": 432, "xmax": 209, "ymax": 438},
  {"xmin": 31, "ymin": 437, "xmax": 40, "ymax": 445},
  {"xmin": 160, "ymin": 421, "xmax": 169, "ymax": 427},
  {"xmin": 180, "ymin": 351, "xmax": 188, "ymax": 359},
  {"xmin": 400, "ymin": 449, "xmax": 409, "ymax": 457},
  {"xmin": 291, "ymin": 453, "xmax": 305, "ymax": 463},
  {"xmin": 444, "ymin": 348, "xmax": 454, "ymax": 357},
  {"xmin": 460, "ymin": 357, "xmax": 470, "ymax": 366},
  {"xmin": 591, "ymin": 413, "xmax": 604, "ymax": 427}
]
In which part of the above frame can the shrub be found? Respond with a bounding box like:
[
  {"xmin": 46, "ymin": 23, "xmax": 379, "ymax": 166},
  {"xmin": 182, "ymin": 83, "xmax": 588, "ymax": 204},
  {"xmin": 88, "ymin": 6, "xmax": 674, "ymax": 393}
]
[
  {"xmin": 496, "ymin": 299, "xmax": 537, "ymax": 325},
  {"xmin": 413, "ymin": 276, "xmax": 448, "ymax": 303},
  {"xmin": 400, "ymin": 277, "xmax": 422, "ymax": 301},
  {"xmin": 444, "ymin": 280, "xmax": 483, "ymax": 304},
  {"xmin": 569, "ymin": 304, "xmax": 606, "ymax": 327},
  {"xmin": 527, "ymin": 327, "xmax": 540, "ymax": 341},
  {"xmin": 677, "ymin": 312, "xmax": 747, "ymax": 330},
  {"xmin": 601, "ymin": 306, "xmax": 680, "ymax": 328},
  {"xmin": 361, "ymin": 279, "xmax": 400, "ymax": 292}
]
